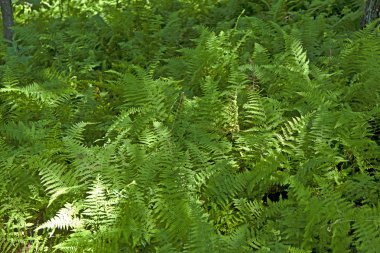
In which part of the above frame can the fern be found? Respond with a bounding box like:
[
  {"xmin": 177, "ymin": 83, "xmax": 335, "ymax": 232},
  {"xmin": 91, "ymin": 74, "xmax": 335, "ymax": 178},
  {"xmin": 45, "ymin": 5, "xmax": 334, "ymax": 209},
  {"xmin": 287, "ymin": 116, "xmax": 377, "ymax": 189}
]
[
  {"xmin": 36, "ymin": 158, "xmax": 80, "ymax": 207},
  {"xmin": 0, "ymin": 1, "xmax": 379, "ymax": 252},
  {"xmin": 37, "ymin": 203, "xmax": 82, "ymax": 233},
  {"xmin": 82, "ymin": 176, "xmax": 118, "ymax": 230}
]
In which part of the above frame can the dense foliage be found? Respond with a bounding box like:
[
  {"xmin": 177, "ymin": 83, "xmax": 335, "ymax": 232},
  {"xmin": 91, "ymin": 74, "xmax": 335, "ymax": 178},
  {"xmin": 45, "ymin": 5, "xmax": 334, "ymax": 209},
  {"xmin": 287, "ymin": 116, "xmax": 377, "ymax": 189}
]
[{"xmin": 0, "ymin": 0, "xmax": 379, "ymax": 252}]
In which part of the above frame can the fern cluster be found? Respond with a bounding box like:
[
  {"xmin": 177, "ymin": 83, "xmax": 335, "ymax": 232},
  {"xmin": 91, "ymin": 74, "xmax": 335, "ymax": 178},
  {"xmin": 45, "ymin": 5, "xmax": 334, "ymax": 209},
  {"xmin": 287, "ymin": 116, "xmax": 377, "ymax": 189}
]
[{"xmin": 0, "ymin": 0, "xmax": 379, "ymax": 252}]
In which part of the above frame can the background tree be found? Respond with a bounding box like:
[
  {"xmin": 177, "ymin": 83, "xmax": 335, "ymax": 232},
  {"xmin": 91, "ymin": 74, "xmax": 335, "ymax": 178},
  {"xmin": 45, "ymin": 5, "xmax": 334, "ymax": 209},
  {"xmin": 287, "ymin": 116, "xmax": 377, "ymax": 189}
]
[
  {"xmin": 361, "ymin": 0, "xmax": 380, "ymax": 27},
  {"xmin": 0, "ymin": 0, "xmax": 14, "ymax": 44}
]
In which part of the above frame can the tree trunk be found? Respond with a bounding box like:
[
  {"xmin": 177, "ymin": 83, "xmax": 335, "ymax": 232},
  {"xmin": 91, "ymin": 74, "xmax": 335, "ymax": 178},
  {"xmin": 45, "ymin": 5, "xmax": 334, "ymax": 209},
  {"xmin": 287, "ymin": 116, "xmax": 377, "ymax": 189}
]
[
  {"xmin": 0, "ymin": 0, "xmax": 14, "ymax": 44},
  {"xmin": 361, "ymin": 0, "xmax": 380, "ymax": 28}
]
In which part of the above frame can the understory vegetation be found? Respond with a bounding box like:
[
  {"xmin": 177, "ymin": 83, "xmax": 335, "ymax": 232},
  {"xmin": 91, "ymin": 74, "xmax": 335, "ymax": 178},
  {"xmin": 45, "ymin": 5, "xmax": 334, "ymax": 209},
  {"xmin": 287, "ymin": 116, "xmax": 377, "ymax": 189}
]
[{"xmin": 0, "ymin": 0, "xmax": 379, "ymax": 252}]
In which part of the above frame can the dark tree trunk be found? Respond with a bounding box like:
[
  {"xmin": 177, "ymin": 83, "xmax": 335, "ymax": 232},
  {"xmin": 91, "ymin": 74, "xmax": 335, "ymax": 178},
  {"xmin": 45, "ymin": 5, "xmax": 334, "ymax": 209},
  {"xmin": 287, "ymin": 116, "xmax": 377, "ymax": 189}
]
[
  {"xmin": 0, "ymin": 0, "xmax": 14, "ymax": 44},
  {"xmin": 361, "ymin": 0, "xmax": 380, "ymax": 28}
]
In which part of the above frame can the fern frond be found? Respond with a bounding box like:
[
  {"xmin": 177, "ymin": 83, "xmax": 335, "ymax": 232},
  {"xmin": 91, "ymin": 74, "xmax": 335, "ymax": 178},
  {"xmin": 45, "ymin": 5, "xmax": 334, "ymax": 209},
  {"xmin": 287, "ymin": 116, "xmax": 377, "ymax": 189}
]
[
  {"xmin": 82, "ymin": 176, "xmax": 118, "ymax": 230},
  {"xmin": 36, "ymin": 158, "xmax": 80, "ymax": 207},
  {"xmin": 288, "ymin": 37, "xmax": 310, "ymax": 78},
  {"xmin": 241, "ymin": 91, "xmax": 267, "ymax": 130},
  {"xmin": 352, "ymin": 203, "xmax": 380, "ymax": 253},
  {"xmin": 37, "ymin": 203, "xmax": 82, "ymax": 233},
  {"xmin": 0, "ymin": 82, "xmax": 58, "ymax": 105}
]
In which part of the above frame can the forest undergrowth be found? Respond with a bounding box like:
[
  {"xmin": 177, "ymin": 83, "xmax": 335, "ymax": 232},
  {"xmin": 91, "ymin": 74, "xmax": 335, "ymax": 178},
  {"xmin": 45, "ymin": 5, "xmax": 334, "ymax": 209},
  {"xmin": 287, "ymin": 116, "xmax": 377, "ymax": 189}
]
[{"xmin": 0, "ymin": 0, "xmax": 379, "ymax": 252}]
